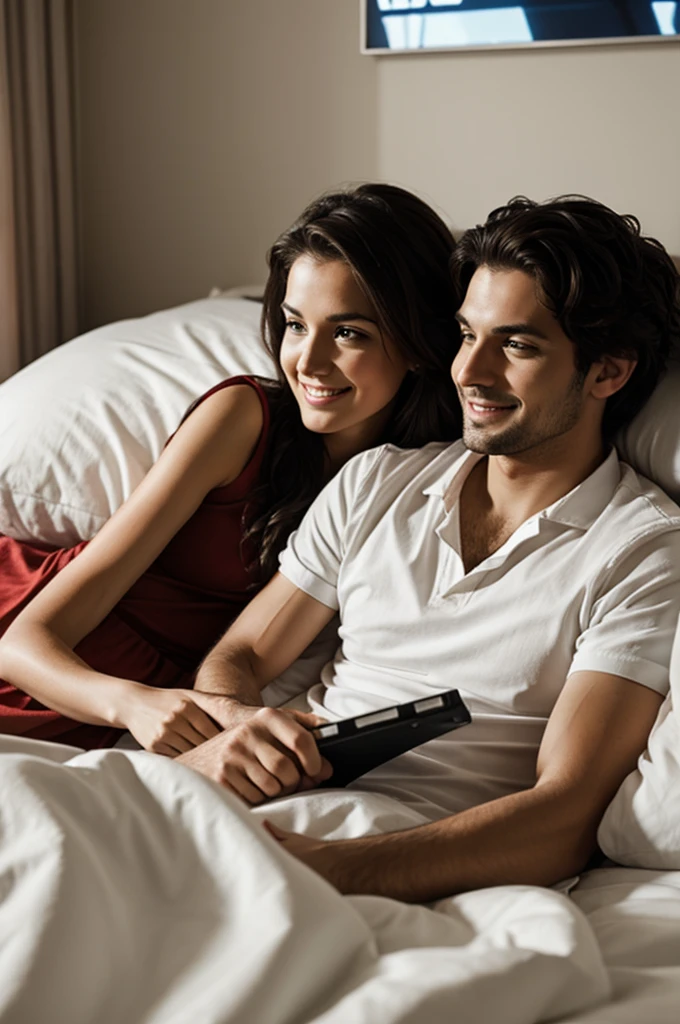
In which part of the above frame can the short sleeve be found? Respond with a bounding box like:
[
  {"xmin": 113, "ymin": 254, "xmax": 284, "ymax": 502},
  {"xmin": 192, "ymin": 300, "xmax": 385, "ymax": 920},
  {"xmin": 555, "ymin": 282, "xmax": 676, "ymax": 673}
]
[
  {"xmin": 569, "ymin": 528, "xmax": 680, "ymax": 694},
  {"xmin": 278, "ymin": 447, "xmax": 383, "ymax": 610}
]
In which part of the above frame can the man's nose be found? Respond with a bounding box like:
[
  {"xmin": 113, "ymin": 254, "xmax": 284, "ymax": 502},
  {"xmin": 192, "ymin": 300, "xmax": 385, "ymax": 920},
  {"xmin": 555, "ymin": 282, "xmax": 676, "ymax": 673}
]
[{"xmin": 454, "ymin": 341, "xmax": 497, "ymax": 389}]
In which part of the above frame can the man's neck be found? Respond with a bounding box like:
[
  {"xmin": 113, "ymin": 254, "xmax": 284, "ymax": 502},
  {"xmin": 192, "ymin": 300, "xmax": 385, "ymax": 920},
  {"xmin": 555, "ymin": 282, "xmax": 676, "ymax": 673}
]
[
  {"xmin": 456, "ymin": 433, "xmax": 606, "ymax": 573},
  {"xmin": 485, "ymin": 438, "xmax": 605, "ymax": 522}
]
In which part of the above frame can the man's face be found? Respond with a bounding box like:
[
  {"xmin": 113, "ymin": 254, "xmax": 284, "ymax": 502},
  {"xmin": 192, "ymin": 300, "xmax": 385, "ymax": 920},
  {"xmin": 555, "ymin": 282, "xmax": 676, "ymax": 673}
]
[{"xmin": 451, "ymin": 266, "xmax": 588, "ymax": 457}]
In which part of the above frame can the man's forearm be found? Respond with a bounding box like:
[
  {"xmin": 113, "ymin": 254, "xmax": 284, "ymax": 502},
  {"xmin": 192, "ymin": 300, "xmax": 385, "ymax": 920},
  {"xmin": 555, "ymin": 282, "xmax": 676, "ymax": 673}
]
[
  {"xmin": 304, "ymin": 670, "xmax": 660, "ymax": 902},
  {"xmin": 309, "ymin": 781, "xmax": 598, "ymax": 903},
  {"xmin": 194, "ymin": 638, "xmax": 265, "ymax": 706}
]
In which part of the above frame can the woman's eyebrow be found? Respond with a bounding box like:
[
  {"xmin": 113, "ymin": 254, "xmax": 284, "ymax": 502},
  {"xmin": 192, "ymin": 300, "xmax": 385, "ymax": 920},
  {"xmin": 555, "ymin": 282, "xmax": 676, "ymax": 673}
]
[
  {"xmin": 281, "ymin": 302, "xmax": 377, "ymax": 325},
  {"xmin": 281, "ymin": 302, "xmax": 303, "ymax": 316},
  {"xmin": 326, "ymin": 312, "xmax": 378, "ymax": 325}
]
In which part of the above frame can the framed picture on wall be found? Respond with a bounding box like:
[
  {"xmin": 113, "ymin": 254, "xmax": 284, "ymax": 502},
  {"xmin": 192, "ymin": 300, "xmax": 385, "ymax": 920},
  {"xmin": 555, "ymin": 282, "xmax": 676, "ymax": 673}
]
[{"xmin": 362, "ymin": 1, "xmax": 680, "ymax": 54}]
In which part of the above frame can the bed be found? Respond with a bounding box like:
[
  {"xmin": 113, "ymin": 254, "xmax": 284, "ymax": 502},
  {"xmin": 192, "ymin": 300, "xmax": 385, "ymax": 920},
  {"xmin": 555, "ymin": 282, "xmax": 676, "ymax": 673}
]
[{"xmin": 0, "ymin": 292, "xmax": 679, "ymax": 1024}]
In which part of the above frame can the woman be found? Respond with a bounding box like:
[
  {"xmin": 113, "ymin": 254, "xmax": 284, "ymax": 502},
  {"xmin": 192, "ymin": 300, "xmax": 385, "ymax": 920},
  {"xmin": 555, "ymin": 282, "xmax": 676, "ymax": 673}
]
[{"xmin": 0, "ymin": 183, "xmax": 461, "ymax": 754}]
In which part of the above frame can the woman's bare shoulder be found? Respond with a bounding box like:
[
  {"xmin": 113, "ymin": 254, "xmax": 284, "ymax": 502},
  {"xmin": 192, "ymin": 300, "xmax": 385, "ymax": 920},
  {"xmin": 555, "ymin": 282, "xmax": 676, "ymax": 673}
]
[{"xmin": 170, "ymin": 380, "xmax": 267, "ymax": 489}]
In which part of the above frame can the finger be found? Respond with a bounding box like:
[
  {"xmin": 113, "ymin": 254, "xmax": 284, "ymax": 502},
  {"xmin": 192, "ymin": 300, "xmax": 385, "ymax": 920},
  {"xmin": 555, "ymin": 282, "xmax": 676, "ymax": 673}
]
[
  {"xmin": 288, "ymin": 710, "xmax": 328, "ymax": 728},
  {"xmin": 162, "ymin": 733, "xmax": 195, "ymax": 755},
  {"xmin": 298, "ymin": 761, "xmax": 333, "ymax": 790},
  {"xmin": 257, "ymin": 743, "xmax": 303, "ymax": 791},
  {"xmin": 174, "ymin": 708, "xmax": 222, "ymax": 747},
  {"xmin": 298, "ymin": 759, "xmax": 332, "ymax": 790},
  {"xmin": 175, "ymin": 699, "xmax": 224, "ymax": 742},
  {"xmin": 260, "ymin": 711, "xmax": 323, "ymax": 777},
  {"xmin": 243, "ymin": 759, "xmax": 288, "ymax": 800},
  {"xmin": 150, "ymin": 739, "xmax": 186, "ymax": 758},
  {"xmin": 149, "ymin": 719, "xmax": 209, "ymax": 757},
  {"xmin": 222, "ymin": 766, "xmax": 273, "ymax": 806},
  {"xmin": 263, "ymin": 820, "xmax": 288, "ymax": 841}
]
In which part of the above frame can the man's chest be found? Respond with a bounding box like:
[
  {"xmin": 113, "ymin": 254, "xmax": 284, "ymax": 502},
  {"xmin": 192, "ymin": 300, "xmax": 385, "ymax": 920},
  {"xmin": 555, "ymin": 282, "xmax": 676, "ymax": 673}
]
[
  {"xmin": 458, "ymin": 510, "xmax": 518, "ymax": 574},
  {"xmin": 456, "ymin": 466, "xmax": 528, "ymax": 573},
  {"xmin": 334, "ymin": 519, "xmax": 591, "ymax": 714}
]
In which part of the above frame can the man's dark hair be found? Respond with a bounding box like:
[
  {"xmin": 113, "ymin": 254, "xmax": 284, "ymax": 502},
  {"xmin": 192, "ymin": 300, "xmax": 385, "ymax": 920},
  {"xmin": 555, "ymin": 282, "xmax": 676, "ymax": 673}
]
[{"xmin": 451, "ymin": 195, "xmax": 680, "ymax": 438}]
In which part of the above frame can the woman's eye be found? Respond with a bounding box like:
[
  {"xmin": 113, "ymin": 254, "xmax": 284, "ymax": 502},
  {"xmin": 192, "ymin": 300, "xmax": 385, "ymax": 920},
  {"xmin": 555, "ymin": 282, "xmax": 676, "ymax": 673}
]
[
  {"xmin": 459, "ymin": 331, "xmax": 475, "ymax": 345},
  {"xmin": 285, "ymin": 319, "xmax": 305, "ymax": 334},
  {"xmin": 335, "ymin": 326, "xmax": 367, "ymax": 342}
]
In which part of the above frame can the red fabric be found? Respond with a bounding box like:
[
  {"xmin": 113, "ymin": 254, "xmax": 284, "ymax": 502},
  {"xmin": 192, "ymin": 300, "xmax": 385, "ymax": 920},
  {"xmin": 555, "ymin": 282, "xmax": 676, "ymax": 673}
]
[{"xmin": 0, "ymin": 376, "xmax": 270, "ymax": 748}]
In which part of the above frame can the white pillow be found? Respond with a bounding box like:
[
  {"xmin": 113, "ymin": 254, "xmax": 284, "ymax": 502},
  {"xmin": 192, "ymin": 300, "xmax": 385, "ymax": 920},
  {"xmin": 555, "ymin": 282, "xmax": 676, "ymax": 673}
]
[
  {"xmin": 615, "ymin": 362, "xmax": 680, "ymax": 505},
  {"xmin": 0, "ymin": 296, "xmax": 678, "ymax": 548},
  {"xmin": 598, "ymin": 615, "xmax": 680, "ymax": 869},
  {"xmin": 0, "ymin": 297, "xmax": 275, "ymax": 546}
]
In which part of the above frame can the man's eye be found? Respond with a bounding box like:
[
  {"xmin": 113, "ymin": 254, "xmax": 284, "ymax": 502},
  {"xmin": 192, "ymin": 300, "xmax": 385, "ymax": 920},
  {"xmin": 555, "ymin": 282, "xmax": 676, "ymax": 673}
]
[
  {"xmin": 459, "ymin": 331, "xmax": 475, "ymax": 344},
  {"xmin": 505, "ymin": 339, "xmax": 535, "ymax": 353}
]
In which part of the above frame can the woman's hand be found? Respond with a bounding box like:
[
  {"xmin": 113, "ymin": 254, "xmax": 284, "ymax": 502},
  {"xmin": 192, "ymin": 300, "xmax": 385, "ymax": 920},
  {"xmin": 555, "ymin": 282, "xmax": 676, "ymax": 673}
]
[{"xmin": 122, "ymin": 686, "xmax": 240, "ymax": 756}]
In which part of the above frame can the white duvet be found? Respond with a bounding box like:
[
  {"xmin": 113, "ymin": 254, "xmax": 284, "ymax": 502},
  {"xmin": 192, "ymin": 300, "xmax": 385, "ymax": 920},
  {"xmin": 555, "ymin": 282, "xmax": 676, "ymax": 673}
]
[
  {"xmin": 0, "ymin": 736, "xmax": 616, "ymax": 1024},
  {"xmin": 4, "ymin": 735, "xmax": 680, "ymax": 1024}
]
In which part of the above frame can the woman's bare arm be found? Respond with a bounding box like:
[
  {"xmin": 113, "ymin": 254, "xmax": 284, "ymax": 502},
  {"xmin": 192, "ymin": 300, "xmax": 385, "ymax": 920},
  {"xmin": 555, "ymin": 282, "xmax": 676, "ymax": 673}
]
[{"xmin": 0, "ymin": 383, "xmax": 264, "ymax": 751}]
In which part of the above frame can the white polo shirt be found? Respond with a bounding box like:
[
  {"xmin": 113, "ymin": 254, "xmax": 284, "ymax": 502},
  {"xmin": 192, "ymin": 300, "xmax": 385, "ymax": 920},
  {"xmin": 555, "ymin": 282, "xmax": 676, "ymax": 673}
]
[{"xmin": 279, "ymin": 441, "xmax": 680, "ymax": 820}]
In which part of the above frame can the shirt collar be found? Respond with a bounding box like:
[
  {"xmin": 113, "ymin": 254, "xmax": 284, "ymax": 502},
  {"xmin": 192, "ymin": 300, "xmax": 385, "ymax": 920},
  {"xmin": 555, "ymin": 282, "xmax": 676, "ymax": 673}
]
[
  {"xmin": 422, "ymin": 443, "xmax": 482, "ymax": 504},
  {"xmin": 540, "ymin": 446, "xmax": 621, "ymax": 530},
  {"xmin": 423, "ymin": 443, "xmax": 622, "ymax": 533}
]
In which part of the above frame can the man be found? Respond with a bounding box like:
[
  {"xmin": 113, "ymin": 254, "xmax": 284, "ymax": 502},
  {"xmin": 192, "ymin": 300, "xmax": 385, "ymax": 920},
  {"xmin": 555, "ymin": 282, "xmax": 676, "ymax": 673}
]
[{"xmin": 181, "ymin": 196, "xmax": 680, "ymax": 903}]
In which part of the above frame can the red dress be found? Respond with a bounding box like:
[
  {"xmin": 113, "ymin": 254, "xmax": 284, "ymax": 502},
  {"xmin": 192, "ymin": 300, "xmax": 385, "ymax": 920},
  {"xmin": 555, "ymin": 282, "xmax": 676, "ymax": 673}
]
[{"xmin": 0, "ymin": 376, "xmax": 270, "ymax": 748}]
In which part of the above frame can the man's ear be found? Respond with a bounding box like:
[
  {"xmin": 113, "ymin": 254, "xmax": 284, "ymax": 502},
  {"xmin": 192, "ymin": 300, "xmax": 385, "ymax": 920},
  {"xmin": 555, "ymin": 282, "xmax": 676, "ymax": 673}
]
[{"xmin": 588, "ymin": 356, "xmax": 637, "ymax": 399}]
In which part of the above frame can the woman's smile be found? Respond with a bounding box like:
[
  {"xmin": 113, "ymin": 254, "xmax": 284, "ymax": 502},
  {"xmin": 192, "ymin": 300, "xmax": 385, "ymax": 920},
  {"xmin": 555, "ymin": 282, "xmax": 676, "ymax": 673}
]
[{"xmin": 299, "ymin": 381, "xmax": 352, "ymax": 405}]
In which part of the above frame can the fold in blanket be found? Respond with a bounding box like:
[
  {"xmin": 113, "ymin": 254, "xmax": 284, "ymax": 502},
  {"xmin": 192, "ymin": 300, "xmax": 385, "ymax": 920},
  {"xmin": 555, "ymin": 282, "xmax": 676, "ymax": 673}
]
[{"xmin": 0, "ymin": 739, "xmax": 610, "ymax": 1024}]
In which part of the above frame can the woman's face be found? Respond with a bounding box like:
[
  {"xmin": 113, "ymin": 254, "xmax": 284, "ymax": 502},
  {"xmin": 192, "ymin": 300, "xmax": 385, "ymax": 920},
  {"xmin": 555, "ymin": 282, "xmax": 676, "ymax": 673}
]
[{"xmin": 279, "ymin": 255, "xmax": 411, "ymax": 466}]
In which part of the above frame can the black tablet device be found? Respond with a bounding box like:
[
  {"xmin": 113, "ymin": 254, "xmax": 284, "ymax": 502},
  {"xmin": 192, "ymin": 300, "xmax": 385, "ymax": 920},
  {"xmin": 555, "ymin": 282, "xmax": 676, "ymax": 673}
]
[{"xmin": 311, "ymin": 689, "xmax": 471, "ymax": 788}]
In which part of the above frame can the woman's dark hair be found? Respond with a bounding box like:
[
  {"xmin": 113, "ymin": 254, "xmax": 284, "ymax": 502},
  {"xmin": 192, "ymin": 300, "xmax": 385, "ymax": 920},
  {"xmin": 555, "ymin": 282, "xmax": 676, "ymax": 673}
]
[
  {"xmin": 451, "ymin": 195, "xmax": 680, "ymax": 439},
  {"xmin": 244, "ymin": 182, "xmax": 461, "ymax": 582}
]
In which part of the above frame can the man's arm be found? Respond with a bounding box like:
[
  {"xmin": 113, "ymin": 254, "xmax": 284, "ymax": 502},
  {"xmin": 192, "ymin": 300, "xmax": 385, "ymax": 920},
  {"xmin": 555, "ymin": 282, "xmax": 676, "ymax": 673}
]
[
  {"xmin": 180, "ymin": 573, "xmax": 336, "ymax": 801},
  {"xmin": 195, "ymin": 573, "xmax": 334, "ymax": 699},
  {"xmin": 270, "ymin": 670, "xmax": 663, "ymax": 902}
]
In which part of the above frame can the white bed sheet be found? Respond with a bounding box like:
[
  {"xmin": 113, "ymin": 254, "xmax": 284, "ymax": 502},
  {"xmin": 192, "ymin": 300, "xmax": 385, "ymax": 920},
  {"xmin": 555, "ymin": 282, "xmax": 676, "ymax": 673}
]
[
  {"xmin": 0, "ymin": 736, "xmax": 677, "ymax": 1024},
  {"xmin": 562, "ymin": 867, "xmax": 680, "ymax": 1023}
]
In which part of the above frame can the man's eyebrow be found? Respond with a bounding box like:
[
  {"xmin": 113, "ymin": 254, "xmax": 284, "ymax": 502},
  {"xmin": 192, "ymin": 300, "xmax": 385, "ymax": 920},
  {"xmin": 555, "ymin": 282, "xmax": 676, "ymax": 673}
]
[
  {"xmin": 455, "ymin": 311, "xmax": 549, "ymax": 341},
  {"xmin": 281, "ymin": 302, "xmax": 377, "ymax": 325}
]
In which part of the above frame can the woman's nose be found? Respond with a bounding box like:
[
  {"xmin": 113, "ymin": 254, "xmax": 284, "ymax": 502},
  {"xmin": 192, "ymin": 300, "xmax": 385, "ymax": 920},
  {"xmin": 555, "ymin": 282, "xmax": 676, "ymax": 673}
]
[{"xmin": 297, "ymin": 332, "xmax": 331, "ymax": 377}]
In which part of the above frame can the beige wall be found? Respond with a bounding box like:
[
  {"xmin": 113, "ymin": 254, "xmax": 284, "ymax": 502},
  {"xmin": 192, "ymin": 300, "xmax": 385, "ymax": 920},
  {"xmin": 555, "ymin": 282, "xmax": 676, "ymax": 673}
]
[
  {"xmin": 73, "ymin": 2, "xmax": 680, "ymax": 330},
  {"xmin": 73, "ymin": 0, "xmax": 377, "ymax": 329},
  {"xmin": 377, "ymin": 42, "xmax": 680, "ymax": 249}
]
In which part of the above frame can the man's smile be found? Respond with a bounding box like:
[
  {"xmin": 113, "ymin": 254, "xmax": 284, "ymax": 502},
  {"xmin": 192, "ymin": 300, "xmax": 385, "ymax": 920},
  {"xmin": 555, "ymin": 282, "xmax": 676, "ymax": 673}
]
[{"xmin": 464, "ymin": 397, "xmax": 518, "ymax": 420}]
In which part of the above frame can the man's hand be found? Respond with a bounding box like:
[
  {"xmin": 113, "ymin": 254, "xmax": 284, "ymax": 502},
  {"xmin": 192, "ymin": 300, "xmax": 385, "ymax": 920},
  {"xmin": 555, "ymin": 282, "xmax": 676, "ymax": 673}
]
[
  {"xmin": 177, "ymin": 706, "xmax": 333, "ymax": 803},
  {"xmin": 263, "ymin": 820, "xmax": 351, "ymax": 891}
]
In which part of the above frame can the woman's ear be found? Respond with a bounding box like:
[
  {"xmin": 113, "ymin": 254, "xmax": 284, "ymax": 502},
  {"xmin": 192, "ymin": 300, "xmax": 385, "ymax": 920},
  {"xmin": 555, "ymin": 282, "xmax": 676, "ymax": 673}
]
[{"xmin": 588, "ymin": 356, "xmax": 637, "ymax": 399}]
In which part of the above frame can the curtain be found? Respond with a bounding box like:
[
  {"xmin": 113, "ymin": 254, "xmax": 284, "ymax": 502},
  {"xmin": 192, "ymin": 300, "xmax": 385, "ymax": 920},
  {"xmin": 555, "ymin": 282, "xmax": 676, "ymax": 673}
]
[
  {"xmin": 0, "ymin": 3, "xmax": 19, "ymax": 381},
  {"xmin": 0, "ymin": 0, "xmax": 78, "ymax": 381}
]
